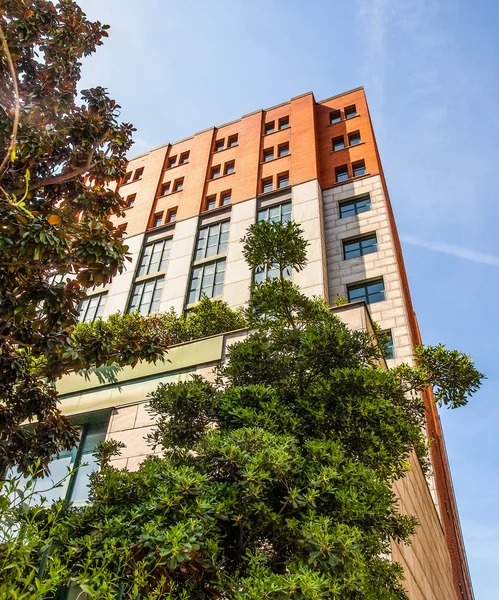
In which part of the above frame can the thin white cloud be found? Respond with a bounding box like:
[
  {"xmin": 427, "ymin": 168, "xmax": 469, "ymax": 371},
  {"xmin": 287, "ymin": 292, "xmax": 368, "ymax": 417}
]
[{"xmin": 401, "ymin": 235, "xmax": 499, "ymax": 267}]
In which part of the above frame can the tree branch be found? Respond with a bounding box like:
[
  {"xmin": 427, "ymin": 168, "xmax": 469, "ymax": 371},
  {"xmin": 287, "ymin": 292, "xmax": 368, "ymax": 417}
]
[{"xmin": 0, "ymin": 24, "xmax": 20, "ymax": 178}]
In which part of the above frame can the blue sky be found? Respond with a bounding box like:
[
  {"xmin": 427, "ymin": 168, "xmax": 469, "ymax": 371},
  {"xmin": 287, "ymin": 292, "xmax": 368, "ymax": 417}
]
[{"xmin": 79, "ymin": 1, "xmax": 498, "ymax": 596}]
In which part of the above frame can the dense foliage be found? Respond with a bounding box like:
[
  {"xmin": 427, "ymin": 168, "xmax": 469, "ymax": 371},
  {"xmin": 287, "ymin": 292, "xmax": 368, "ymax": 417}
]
[{"xmin": 0, "ymin": 220, "xmax": 483, "ymax": 599}]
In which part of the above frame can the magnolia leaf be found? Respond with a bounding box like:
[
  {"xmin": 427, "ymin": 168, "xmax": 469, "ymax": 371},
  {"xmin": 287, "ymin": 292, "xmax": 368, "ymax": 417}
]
[{"xmin": 47, "ymin": 214, "xmax": 62, "ymax": 225}]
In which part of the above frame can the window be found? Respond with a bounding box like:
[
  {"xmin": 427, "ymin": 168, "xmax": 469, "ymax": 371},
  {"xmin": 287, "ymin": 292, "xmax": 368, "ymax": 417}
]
[
  {"xmin": 263, "ymin": 148, "xmax": 274, "ymax": 162},
  {"xmin": 383, "ymin": 330, "xmax": 395, "ymax": 359},
  {"xmin": 134, "ymin": 167, "xmax": 144, "ymax": 180},
  {"xmin": 257, "ymin": 201, "xmax": 291, "ymax": 223},
  {"xmin": 224, "ymin": 161, "xmax": 235, "ymax": 175},
  {"xmin": 265, "ymin": 121, "xmax": 275, "ymax": 135},
  {"xmin": 211, "ymin": 165, "xmax": 221, "ymax": 179},
  {"xmin": 122, "ymin": 172, "xmax": 132, "ymax": 185},
  {"xmin": 352, "ymin": 160, "xmax": 366, "ymax": 177},
  {"xmin": 339, "ymin": 195, "xmax": 371, "ymax": 218},
  {"xmin": 206, "ymin": 195, "xmax": 216, "ymax": 211},
  {"xmin": 160, "ymin": 182, "xmax": 170, "ymax": 196},
  {"xmin": 195, "ymin": 221, "xmax": 230, "ymax": 260},
  {"xmin": 188, "ymin": 259, "xmax": 226, "ymax": 304},
  {"xmin": 138, "ymin": 238, "xmax": 172, "ymax": 277},
  {"xmin": 15, "ymin": 420, "xmax": 109, "ymax": 506},
  {"xmin": 343, "ymin": 233, "xmax": 377, "ymax": 260},
  {"xmin": 279, "ymin": 116, "xmax": 290, "ymax": 130},
  {"xmin": 129, "ymin": 276, "xmax": 164, "ymax": 314},
  {"xmin": 345, "ymin": 105, "xmax": 358, "ymax": 119},
  {"xmin": 228, "ymin": 134, "xmax": 238, "ymax": 147},
  {"xmin": 262, "ymin": 177, "xmax": 273, "ymax": 193},
  {"xmin": 221, "ymin": 191, "xmax": 231, "ymax": 206},
  {"xmin": 348, "ymin": 131, "xmax": 361, "ymax": 146},
  {"xmin": 332, "ymin": 136, "xmax": 345, "ymax": 151},
  {"xmin": 329, "ymin": 109, "xmax": 341, "ymax": 124},
  {"xmin": 277, "ymin": 172, "xmax": 289, "ymax": 188},
  {"xmin": 167, "ymin": 209, "xmax": 177, "ymax": 223},
  {"xmin": 278, "ymin": 143, "xmax": 289, "ymax": 157},
  {"xmin": 347, "ymin": 279, "xmax": 385, "ymax": 305},
  {"xmin": 215, "ymin": 139, "xmax": 224, "ymax": 152},
  {"xmin": 179, "ymin": 152, "xmax": 189, "ymax": 164},
  {"xmin": 78, "ymin": 292, "xmax": 107, "ymax": 323},
  {"xmin": 125, "ymin": 194, "xmax": 136, "ymax": 208},
  {"xmin": 167, "ymin": 156, "xmax": 177, "ymax": 169},
  {"xmin": 335, "ymin": 165, "xmax": 349, "ymax": 183},
  {"xmin": 255, "ymin": 201, "xmax": 292, "ymax": 282},
  {"xmin": 153, "ymin": 213, "xmax": 163, "ymax": 227},
  {"xmin": 173, "ymin": 178, "xmax": 184, "ymax": 192}
]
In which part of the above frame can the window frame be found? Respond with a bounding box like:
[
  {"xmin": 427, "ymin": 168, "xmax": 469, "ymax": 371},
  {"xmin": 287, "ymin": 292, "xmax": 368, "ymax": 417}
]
[
  {"xmin": 339, "ymin": 195, "xmax": 371, "ymax": 218},
  {"xmin": 263, "ymin": 148, "xmax": 274, "ymax": 162},
  {"xmin": 211, "ymin": 165, "xmax": 221, "ymax": 179},
  {"xmin": 179, "ymin": 152, "xmax": 190, "ymax": 164},
  {"xmin": 329, "ymin": 109, "xmax": 341, "ymax": 124},
  {"xmin": 348, "ymin": 131, "xmax": 361, "ymax": 146},
  {"xmin": 125, "ymin": 194, "xmax": 136, "ymax": 208},
  {"xmin": 278, "ymin": 116, "xmax": 290, "ymax": 130},
  {"xmin": 344, "ymin": 104, "xmax": 358, "ymax": 119},
  {"xmin": 206, "ymin": 195, "xmax": 217, "ymax": 211},
  {"xmin": 134, "ymin": 167, "xmax": 144, "ymax": 181},
  {"xmin": 167, "ymin": 156, "xmax": 177, "ymax": 169},
  {"xmin": 278, "ymin": 142, "xmax": 289, "ymax": 157},
  {"xmin": 332, "ymin": 136, "xmax": 345, "ymax": 151},
  {"xmin": 261, "ymin": 177, "xmax": 273, "ymax": 193},
  {"xmin": 128, "ymin": 275, "xmax": 164, "ymax": 315},
  {"xmin": 173, "ymin": 178, "xmax": 184, "ymax": 192},
  {"xmin": 78, "ymin": 292, "xmax": 108, "ymax": 323},
  {"xmin": 342, "ymin": 233, "xmax": 378, "ymax": 260},
  {"xmin": 224, "ymin": 161, "xmax": 235, "ymax": 175},
  {"xmin": 137, "ymin": 237, "xmax": 172, "ymax": 278},
  {"xmin": 215, "ymin": 139, "xmax": 225, "ymax": 152},
  {"xmin": 221, "ymin": 191, "xmax": 231, "ymax": 206},
  {"xmin": 347, "ymin": 279, "xmax": 385, "ymax": 305},
  {"xmin": 153, "ymin": 213, "xmax": 163, "ymax": 227},
  {"xmin": 194, "ymin": 220, "xmax": 230, "ymax": 261},
  {"xmin": 277, "ymin": 172, "xmax": 289, "ymax": 189},
  {"xmin": 228, "ymin": 134, "xmax": 238, "ymax": 148},
  {"xmin": 167, "ymin": 209, "xmax": 177, "ymax": 223},
  {"xmin": 160, "ymin": 182, "xmax": 170, "ymax": 196},
  {"xmin": 352, "ymin": 160, "xmax": 366, "ymax": 178},
  {"xmin": 264, "ymin": 121, "xmax": 275, "ymax": 135},
  {"xmin": 187, "ymin": 258, "xmax": 226, "ymax": 305},
  {"xmin": 335, "ymin": 165, "xmax": 349, "ymax": 183}
]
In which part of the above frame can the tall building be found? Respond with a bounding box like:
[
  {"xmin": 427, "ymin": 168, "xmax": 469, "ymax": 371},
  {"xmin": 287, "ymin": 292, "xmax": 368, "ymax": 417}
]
[{"xmin": 56, "ymin": 88, "xmax": 473, "ymax": 599}]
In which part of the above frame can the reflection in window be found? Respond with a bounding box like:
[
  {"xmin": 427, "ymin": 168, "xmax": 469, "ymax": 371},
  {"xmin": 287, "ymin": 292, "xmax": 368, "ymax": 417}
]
[
  {"xmin": 128, "ymin": 276, "xmax": 164, "ymax": 314},
  {"xmin": 188, "ymin": 259, "xmax": 226, "ymax": 304},
  {"xmin": 78, "ymin": 292, "xmax": 108, "ymax": 323},
  {"xmin": 195, "ymin": 221, "xmax": 230, "ymax": 261},
  {"xmin": 138, "ymin": 238, "xmax": 172, "ymax": 277}
]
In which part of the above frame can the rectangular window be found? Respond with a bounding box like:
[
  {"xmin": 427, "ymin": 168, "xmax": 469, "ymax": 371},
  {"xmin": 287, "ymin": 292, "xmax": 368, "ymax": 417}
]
[
  {"xmin": 126, "ymin": 194, "xmax": 136, "ymax": 208},
  {"xmin": 263, "ymin": 148, "xmax": 274, "ymax": 162},
  {"xmin": 257, "ymin": 201, "xmax": 291, "ymax": 223},
  {"xmin": 153, "ymin": 213, "xmax": 163, "ymax": 227},
  {"xmin": 188, "ymin": 259, "xmax": 226, "ymax": 304},
  {"xmin": 264, "ymin": 121, "xmax": 275, "ymax": 135},
  {"xmin": 129, "ymin": 276, "xmax": 164, "ymax": 314},
  {"xmin": 262, "ymin": 177, "xmax": 273, "ymax": 193},
  {"xmin": 211, "ymin": 165, "xmax": 221, "ymax": 179},
  {"xmin": 383, "ymin": 330, "xmax": 395, "ymax": 359},
  {"xmin": 160, "ymin": 182, "xmax": 170, "ymax": 196},
  {"xmin": 352, "ymin": 160, "xmax": 366, "ymax": 177},
  {"xmin": 134, "ymin": 167, "xmax": 144, "ymax": 180},
  {"xmin": 215, "ymin": 139, "xmax": 224, "ymax": 152},
  {"xmin": 167, "ymin": 209, "xmax": 177, "ymax": 223},
  {"xmin": 329, "ymin": 109, "xmax": 341, "ymax": 124},
  {"xmin": 16, "ymin": 420, "xmax": 109, "ymax": 506},
  {"xmin": 221, "ymin": 191, "xmax": 231, "ymax": 206},
  {"xmin": 278, "ymin": 116, "xmax": 290, "ymax": 130},
  {"xmin": 195, "ymin": 221, "xmax": 230, "ymax": 261},
  {"xmin": 173, "ymin": 178, "xmax": 184, "ymax": 192},
  {"xmin": 332, "ymin": 136, "xmax": 345, "ymax": 151},
  {"xmin": 179, "ymin": 152, "xmax": 189, "ymax": 164},
  {"xmin": 228, "ymin": 134, "xmax": 238, "ymax": 147},
  {"xmin": 277, "ymin": 172, "xmax": 289, "ymax": 188},
  {"xmin": 122, "ymin": 172, "xmax": 132, "ymax": 185},
  {"xmin": 224, "ymin": 161, "xmax": 235, "ymax": 175},
  {"xmin": 345, "ymin": 105, "xmax": 358, "ymax": 119},
  {"xmin": 347, "ymin": 279, "xmax": 385, "ymax": 305},
  {"xmin": 335, "ymin": 165, "xmax": 349, "ymax": 183},
  {"xmin": 78, "ymin": 292, "xmax": 108, "ymax": 323},
  {"xmin": 138, "ymin": 238, "xmax": 172, "ymax": 277},
  {"xmin": 278, "ymin": 143, "xmax": 289, "ymax": 157},
  {"xmin": 206, "ymin": 195, "xmax": 217, "ymax": 211},
  {"xmin": 348, "ymin": 131, "xmax": 361, "ymax": 146},
  {"xmin": 343, "ymin": 233, "xmax": 377, "ymax": 260},
  {"xmin": 167, "ymin": 156, "xmax": 177, "ymax": 169},
  {"xmin": 339, "ymin": 195, "xmax": 371, "ymax": 218}
]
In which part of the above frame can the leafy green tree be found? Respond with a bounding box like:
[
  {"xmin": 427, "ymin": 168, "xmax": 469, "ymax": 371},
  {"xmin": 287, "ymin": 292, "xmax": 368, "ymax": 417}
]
[{"xmin": 6, "ymin": 220, "xmax": 481, "ymax": 599}]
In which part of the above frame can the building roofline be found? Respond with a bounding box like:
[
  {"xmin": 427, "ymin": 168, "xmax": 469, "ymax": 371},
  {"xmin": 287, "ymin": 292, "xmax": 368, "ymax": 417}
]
[{"xmin": 317, "ymin": 86, "xmax": 365, "ymax": 104}]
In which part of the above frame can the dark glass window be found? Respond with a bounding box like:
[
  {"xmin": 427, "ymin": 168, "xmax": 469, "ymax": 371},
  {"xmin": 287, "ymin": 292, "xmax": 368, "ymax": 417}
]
[
  {"xmin": 383, "ymin": 330, "xmax": 395, "ymax": 359},
  {"xmin": 278, "ymin": 143, "xmax": 289, "ymax": 157},
  {"xmin": 329, "ymin": 109, "xmax": 341, "ymax": 124},
  {"xmin": 263, "ymin": 148, "xmax": 274, "ymax": 162},
  {"xmin": 195, "ymin": 221, "xmax": 230, "ymax": 261},
  {"xmin": 153, "ymin": 214, "xmax": 163, "ymax": 227},
  {"xmin": 211, "ymin": 166, "xmax": 221, "ymax": 179},
  {"xmin": 228, "ymin": 135, "xmax": 238, "ymax": 147},
  {"xmin": 343, "ymin": 233, "xmax": 377, "ymax": 260},
  {"xmin": 160, "ymin": 183, "xmax": 170, "ymax": 196},
  {"xmin": 215, "ymin": 140, "xmax": 224, "ymax": 152},
  {"xmin": 188, "ymin": 259, "xmax": 226, "ymax": 304},
  {"xmin": 134, "ymin": 167, "xmax": 144, "ymax": 180},
  {"xmin": 262, "ymin": 178, "xmax": 273, "ymax": 193},
  {"xmin": 348, "ymin": 131, "xmax": 361, "ymax": 146},
  {"xmin": 179, "ymin": 152, "xmax": 189, "ymax": 164},
  {"xmin": 129, "ymin": 276, "xmax": 164, "ymax": 314},
  {"xmin": 224, "ymin": 161, "xmax": 235, "ymax": 175},
  {"xmin": 353, "ymin": 160, "xmax": 366, "ymax": 177},
  {"xmin": 167, "ymin": 156, "xmax": 177, "ymax": 168},
  {"xmin": 264, "ymin": 121, "xmax": 275, "ymax": 134},
  {"xmin": 126, "ymin": 194, "xmax": 136, "ymax": 208},
  {"xmin": 138, "ymin": 238, "xmax": 172, "ymax": 277},
  {"xmin": 221, "ymin": 191, "xmax": 231, "ymax": 206},
  {"xmin": 167, "ymin": 210, "xmax": 177, "ymax": 223},
  {"xmin": 347, "ymin": 279, "xmax": 385, "ymax": 305},
  {"xmin": 345, "ymin": 105, "xmax": 358, "ymax": 119},
  {"xmin": 277, "ymin": 172, "xmax": 289, "ymax": 188},
  {"xmin": 279, "ymin": 116, "xmax": 290, "ymax": 130},
  {"xmin": 173, "ymin": 178, "xmax": 184, "ymax": 192},
  {"xmin": 123, "ymin": 172, "xmax": 132, "ymax": 184},
  {"xmin": 335, "ymin": 165, "xmax": 349, "ymax": 182},
  {"xmin": 257, "ymin": 201, "xmax": 291, "ymax": 223},
  {"xmin": 78, "ymin": 292, "xmax": 108, "ymax": 323},
  {"xmin": 339, "ymin": 195, "xmax": 371, "ymax": 218},
  {"xmin": 206, "ymin": 196, "xmax": 216, "ymax": 211},
  {"xmin": 332, "ymin": 136, "xmax": 345, "ymax": 151}
]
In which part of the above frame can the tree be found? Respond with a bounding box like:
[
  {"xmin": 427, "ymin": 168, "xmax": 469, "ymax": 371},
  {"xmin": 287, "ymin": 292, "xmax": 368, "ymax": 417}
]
[{"xmin": 4, "ymin": 220, "xmax": 481, "ymax": 599}]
